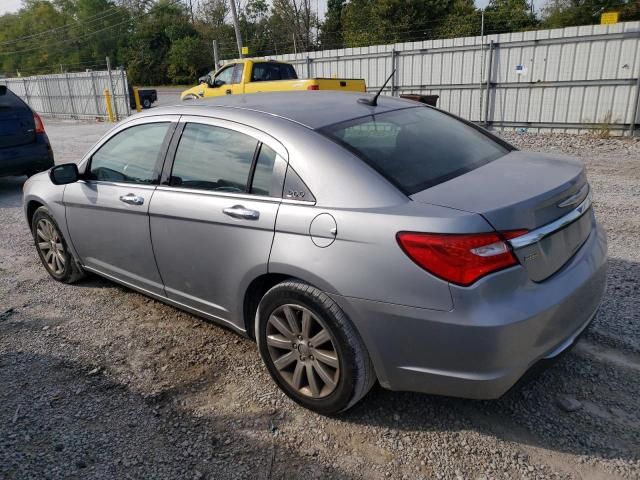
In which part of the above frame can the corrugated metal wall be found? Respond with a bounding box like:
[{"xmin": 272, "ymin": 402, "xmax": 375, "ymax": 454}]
[
  {"xmin": 0, "ymin": 70, "xmax": 130, "ymax": 120},
  {"xmin": 266, "ymin": 21, "xmax": 640, "ymax": 135}
]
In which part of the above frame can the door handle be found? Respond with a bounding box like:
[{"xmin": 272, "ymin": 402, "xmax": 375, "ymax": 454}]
[
  {"xmin": 225, "ymin": 89, "xmax": 232, "ymax": 95},
  {"xmin": 119, "ymin": 193, "xmax": 144, "ymax": 206},
  {"xmin": 223, "ymin": 205, "xmax": 260, "ymax": 220}
]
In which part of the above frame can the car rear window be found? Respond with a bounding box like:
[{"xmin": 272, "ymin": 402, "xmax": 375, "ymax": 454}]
[
  {"xmin": 321, "ymin": 107, "xmax": 509, "ymax": 195},
  {"xmin": 0, "ymin": 88, "xmax": 29, "ymax": 111}
]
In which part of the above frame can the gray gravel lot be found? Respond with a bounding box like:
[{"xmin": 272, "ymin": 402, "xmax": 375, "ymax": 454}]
[{"xmin": 1, "ymin": 119, "xmax": 639, "ymax": 479}]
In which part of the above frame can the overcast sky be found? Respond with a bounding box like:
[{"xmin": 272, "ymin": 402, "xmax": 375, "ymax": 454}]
[{"xmin": 0, "ymin": 0, "xmax": 545, "ymax": 18}]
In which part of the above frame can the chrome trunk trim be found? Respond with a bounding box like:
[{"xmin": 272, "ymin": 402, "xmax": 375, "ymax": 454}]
[{"xmin": 509, "ymin": 189, "xmax": 592, "ymax": 250}]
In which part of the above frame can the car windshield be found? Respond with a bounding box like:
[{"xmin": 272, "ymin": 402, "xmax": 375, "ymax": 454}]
[{"xmin": 321, "ymin": 107, "xmax": 510, "ymax": 195}]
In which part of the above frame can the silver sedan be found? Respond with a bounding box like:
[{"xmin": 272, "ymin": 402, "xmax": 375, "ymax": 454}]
[{"xmin": 23, "ymin": 92, "xmax": 607, "ymax": 414}]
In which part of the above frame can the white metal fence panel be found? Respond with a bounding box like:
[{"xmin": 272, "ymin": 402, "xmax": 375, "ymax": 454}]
[
  {"xmin": 262, "ymin": 21, "xmax": 640, "ymax": 135},
  {"xmin": 0, "ymin": 70, "xmax": 130, "ymax": 120}
]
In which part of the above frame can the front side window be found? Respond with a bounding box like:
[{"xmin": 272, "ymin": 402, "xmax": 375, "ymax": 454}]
[
  {"xmin": 214, "ymin": 65, "xmax": 234, "ymax": 86},
  {"xmin": 89, "ymin": 122, "xmax": 170, "ymax": 184},
  {"xmin": 321, "ymin": 107, "xmax": 509, "ymax": 195},
  {"xmin": 170, "ymin": 123, "xmax": 258, "ymax": 193}
]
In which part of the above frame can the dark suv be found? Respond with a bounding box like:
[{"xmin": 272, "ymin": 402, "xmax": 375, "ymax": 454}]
[{"xmin": 0, "ymin": 85, "xmax": 54, "ymax": 177}]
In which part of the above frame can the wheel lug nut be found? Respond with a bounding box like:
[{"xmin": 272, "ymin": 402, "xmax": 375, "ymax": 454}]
[{"xmin": 292, "ymin": 343, "xmax": 297, "ymax": 348}]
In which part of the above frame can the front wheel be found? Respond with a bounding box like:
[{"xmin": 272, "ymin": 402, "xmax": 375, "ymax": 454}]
[
  {"xmin": 256, "ymin": 280, "xmax": 376, "ymax": 415},
  {"xmin": 32, "ymin": 206, "xmax": 84, "ymax": 284}
]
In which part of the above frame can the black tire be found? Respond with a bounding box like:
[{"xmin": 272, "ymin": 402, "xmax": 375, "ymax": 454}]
[
  {"xmin": 256, "ymin": 280, "xmax": 376, "ymax": 415},
  {"xmin": 142, "ymin": 98, "xmax": 151, "ymax": 109},
  {"xmin": 31, "ymin": 206, "xmax": 85, "ymax": 284}
]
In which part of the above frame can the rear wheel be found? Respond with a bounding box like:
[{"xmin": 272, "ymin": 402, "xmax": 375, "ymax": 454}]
[
  {"xmin": 32, "ymin": 206, "xmax": 84, "ymax": 284},
  {"xmin": 256, "ymin": 280, "xmax": 375, "ymax": 415},
  {"xmin": 142, "ymin": 98, "xmax": 151, "ymax": 109}
]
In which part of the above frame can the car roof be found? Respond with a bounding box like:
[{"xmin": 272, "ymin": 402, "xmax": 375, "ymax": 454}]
[{"xmin": 151, "ymin": 91, "xmax": 419, "ymax": 130}]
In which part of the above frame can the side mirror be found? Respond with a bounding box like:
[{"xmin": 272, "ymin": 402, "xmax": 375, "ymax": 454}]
[
  {"xmin": 198, "ymin": 75, "xmax": 208, "ymax": 84},
  {"xmin": 49, "ymin": 163, "xmax": 79, "ymax": 185},
  {"xmin": 0, "ymin": 85, "xmax": 6, "ymax": 96}
]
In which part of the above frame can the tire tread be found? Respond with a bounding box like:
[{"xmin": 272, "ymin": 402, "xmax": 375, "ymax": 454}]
[{"xmin": 258, "ymin": 279, "xmax": 376, "ymax": 413}]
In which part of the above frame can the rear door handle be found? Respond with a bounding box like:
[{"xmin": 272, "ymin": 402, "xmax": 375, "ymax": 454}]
[
  {"xmin": 223, "ymin": 205, "xmax": 260, "ymax": 220},
  {"xmin": 119, "ymin": 193, "xmax": 144, "ymax": 206}
]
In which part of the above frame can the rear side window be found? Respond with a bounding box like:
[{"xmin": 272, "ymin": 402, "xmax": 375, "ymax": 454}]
[
  {"xmin": 89, "ymin": 122, "xmax": 170, "ymax": 184},
  {"xmin": 0, "ymin": 88, "xmax": 29, "ymax": 111},
  {"xmin": 170, "ymin": 123, "xmax": 258, "ymax": 193},
  {"xmin": 251, "ymin": 63, "xmax": 298, "ymax": 82},
  {"xmin": 250, "ymin": 144, "xmax": 278, "ymax": 196},
  {"xmin": 321, "ymin": 107, "xmax": 509, "ymax": 195}
]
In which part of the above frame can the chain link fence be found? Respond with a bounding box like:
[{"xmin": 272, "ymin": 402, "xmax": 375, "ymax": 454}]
[{"xmin": 0, "ymin": 69, "xmax": 130, "ymax": 120}]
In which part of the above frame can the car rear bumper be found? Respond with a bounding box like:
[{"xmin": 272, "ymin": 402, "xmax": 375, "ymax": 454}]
[
  {"xmin": 0, "ymin": 134, "xmax": 53, "ymax": 176},
  {"xmin": 330, "ymin": 219, "xmax": 608, "ymax": 399}
]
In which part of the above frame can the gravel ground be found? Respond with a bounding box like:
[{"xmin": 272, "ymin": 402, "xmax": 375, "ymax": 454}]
[{"xmin": 1, "ymin": 120, "xmax": 639, "ymax": 480}]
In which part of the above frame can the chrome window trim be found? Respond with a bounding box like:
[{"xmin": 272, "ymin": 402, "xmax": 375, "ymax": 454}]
[
  {"xmin": 281, "ymin": 198, "xmax": 316, "ymax": 206},
  {"xmin": 155, "ymin": 185, "xmax": 281, "ymax": 204},
  {"xmin": 509, "ymin": 189, "xmax": 592, "ymax": 250},
  {"xmin": 76, "ymin": 180, "xmax": 157, "ymax": 190}
]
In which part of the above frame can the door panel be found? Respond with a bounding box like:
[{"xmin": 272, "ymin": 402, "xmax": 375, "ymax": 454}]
[
  {"xmin": 65, "ymin": 118, "xmax": 177, "ymax": 295},
  {"xmin": 149, "ymin": 189, "xmax": 279, "ymax": 325},
  {"xmin": 65, "ymin": 182, "xmax": 165, "ymax": 294},
  {"xmin": 148, "ymin": 117, "xmax": 286, "ymax": 328}
]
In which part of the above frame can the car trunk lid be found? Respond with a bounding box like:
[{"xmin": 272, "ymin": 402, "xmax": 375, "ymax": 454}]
[{"xmin": 410, "ymin": 151, "xmax": 593, "ymax": 281}]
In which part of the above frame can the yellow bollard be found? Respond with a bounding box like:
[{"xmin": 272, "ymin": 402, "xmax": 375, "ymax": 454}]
[
  {"xmin": 104, "ymin": 89, "xmax": 115, "ymax": 122},
  {"xmin": 133, "ymin": 87, "xmax": 142, "ymax": 112}
]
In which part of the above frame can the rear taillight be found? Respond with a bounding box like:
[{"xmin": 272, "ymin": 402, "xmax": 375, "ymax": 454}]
[
  {"xmin": 306, "ymin": 85, "xmax": 319, "ymax": 90},
  {"xmin": 396, "ymin": 230, "xmax": 528, "ymax": 286},
  {"xmin": 33, "ymin": 112, "xmax": 45, "ymax": 134}
]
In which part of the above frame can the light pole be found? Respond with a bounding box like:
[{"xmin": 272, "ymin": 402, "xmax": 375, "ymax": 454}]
[{"xmin": 229, "ymin": 0, "xmax": 244, "ymax": 58}]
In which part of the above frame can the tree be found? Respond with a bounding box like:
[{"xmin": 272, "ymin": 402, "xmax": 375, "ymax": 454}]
[
  {"xmin": 319, "ymin": 0, "xmax": 345, "ymax": 49},
  {"xmin": 342, "ymin": 0, "xmax": 476, "ymax": 47},
  {"xmin": 542, "ymin": 0, "xmax": 640, "ymax": 28},
  {"xmin": 167, "ymin": 36, "xmax": 210, "ymax": 84},
  {"xmin": 435, "ymin": 0, "xmax": 482, "ymax": 38},
  {"xmin": 270, "ymin": 0, "xmax": 318, "ymax": 52},
  {"xmin": 483, "ymin": 0, "xmax": 538, "ymax": 34},
  {"xmin": 122, "ymin": 0, "xmax": 194, "ymax": 84}
]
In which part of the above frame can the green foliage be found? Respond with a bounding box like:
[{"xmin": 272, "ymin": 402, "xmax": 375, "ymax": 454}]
[
  {"xmin": 542, "ymin": 0, "xmax": 640, "ymax": 28},
  {"xmin": 167, "ymin": 36, "xmax": 210, "ymax": 84},
  {"xmin": 484, "ymin": 0, "xmax": 538, "ymax": 34},
  {"xmin": 0, "ymin": 0, "xmax": 129, "ymax": 76},
  {"xmin": 319, "ymin": 0, "xmax": 345, "ymax": 49}
]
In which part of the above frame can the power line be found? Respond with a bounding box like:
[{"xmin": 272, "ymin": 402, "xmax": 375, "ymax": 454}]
[
  {"xmin": 0, "ymin": 0, "xmax": 184, "ymax": 56},
  {"xmin": 0, "ymin": 6, "xmax": 124, "ymax": 47}
]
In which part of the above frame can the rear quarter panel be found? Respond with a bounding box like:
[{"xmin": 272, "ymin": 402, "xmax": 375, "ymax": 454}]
[{"xmin": 270, "ymin": 201, "xmax": 493, "ymax": 311}]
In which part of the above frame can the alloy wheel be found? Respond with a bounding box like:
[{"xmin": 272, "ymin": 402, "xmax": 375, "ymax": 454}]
[
  {"xmin": 266, "ymin": 304, "xmax": 340, "ymax": 399},
  {"xmin": 35, "ymin": 218, "xmax": 66, "ymax": 275}
]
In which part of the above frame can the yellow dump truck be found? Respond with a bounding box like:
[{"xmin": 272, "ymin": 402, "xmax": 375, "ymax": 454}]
[{"xmin": 180, "ymin": 59, "xmax": 366, "ymax": 100}]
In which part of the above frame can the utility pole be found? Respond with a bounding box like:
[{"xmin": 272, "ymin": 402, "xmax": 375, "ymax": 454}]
[
  {"xmin": 212, "ymin": 40, "xmax": 220, "ymax": 69},
  {"xmin": 229, "ymin": 0, "xmax": 244, "ymax": 58}
]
